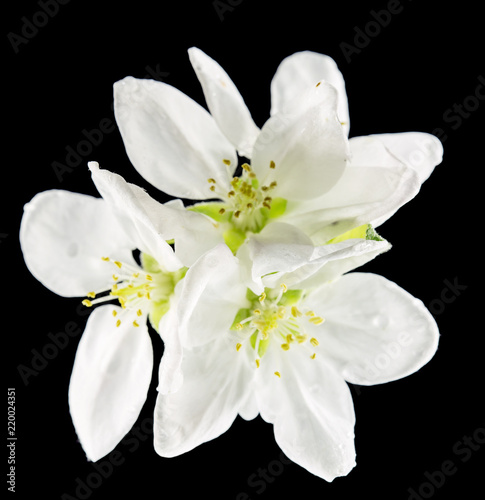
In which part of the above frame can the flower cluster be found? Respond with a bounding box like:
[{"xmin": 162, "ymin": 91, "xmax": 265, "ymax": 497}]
[{"xmin": 20, "ymin": 48, "xmax": 442, "ymax": 481}]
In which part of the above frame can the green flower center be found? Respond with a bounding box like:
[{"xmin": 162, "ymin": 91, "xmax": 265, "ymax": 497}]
[
  {"xmin": 189, "ymin": 160, "xmax": 287, "ymax": 253},
  {"xmin": 231, "ymin": 285, "xmax": 324, "ymax": 375},
  {"xmin": 81, "ymin": 253, "xmax": 187, "ymax": 332}
]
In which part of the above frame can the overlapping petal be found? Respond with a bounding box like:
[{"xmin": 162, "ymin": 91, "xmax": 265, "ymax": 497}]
[
  {"xmin": 114, "ymin": 76, "xmax": 237, "ymax": 199},
  {"xmin": 252, "ymin": 81, "xmax": 349, "ymax": 200},
  {"xmin": 154, "ymin": 337, "xmax": 252, "ymax": 458},
  {"xmin": 270, "ymin": 50, "xmax": 350, "ymax": 136}
]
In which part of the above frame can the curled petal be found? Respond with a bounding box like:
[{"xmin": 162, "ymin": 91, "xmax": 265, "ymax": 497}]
[{"xmin": 270, "ymin": 50, "xmax": 350, "ymax": 136}]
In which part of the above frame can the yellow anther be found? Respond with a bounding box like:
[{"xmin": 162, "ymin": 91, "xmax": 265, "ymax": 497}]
[
  {"xmin": 263, "ymin": 202, "xmax": 272, "ymax": 209},
  {"xmin": 286, "ymin": 334, "xmax": 293, "ymax": 344},
  {"xmin": 219, "ymin": 208, "xmax": 226, "ymax": 215},
  {"xmin": 311, "ymin": 353, "xmax": 316, "ymax": 359},
  {"xmin": 228, "ymin": 190, "xmax": 235, "ymax": 197},
  {"xmin": 235, "ymin": 323, "xmax": 243, "ymax": 330},
  {"xmin": 112, "ymin": 310, "xmax": 117, "ymax": 317},
  {"xmin": 222, "ymin": 159, "xmax": 231, "ymax": 166},
  {"xmin": 86, "ymin": 292, "xmax": 96, "ymax": 298},
  {"xmin": 132, "ymin": 272, "xmax": 139, "ymax": 278},
  {"xmin": 133, "ymin": 320, "xmax": 140, "ymax": 327},
  {"xmin": 116, "ymin": 319, "xmax": 121, "ymax": 327},
  {"xmin": 247, "ymin": 203, "xmax": 253, "ymax": 209},
  {"xmin": 114, "ymin": 261, "xmax": 122, "ymax": 268},
  {"xmin": 255, "ymin": 359, "xmax": 260, "ymax": 368},
  {"xmin": 269, "ymin": 160, "xmax": 276, "ymax": 169},
  {"xmin": 210, "ymin": 185, "xmax": 216, "ymax": 192},
  {"xmin": 274, "ymin": 371, "xmax": 281, "ymax": 378},
  {"xmin": 242, "ymin": 163, "xmax": 251, "ymax": 172},
  {"xmin": 281, "ymin": 283, "xmax": 287, "ymax": 293},
  {"xmin": 261, "ymin": 186, "xmax": 269, "ymax": 191},
  {"xmin": 269, "ymin": 181, "xmax": 277, "ymax": 188},
  {"xmin": 146, "ymin": 292, "xmax": 151, "ymax": 300},
  {"xmin": 316, "ymin": 81, "xmax": 321, "ymax": 87},
  {"xmin": 296, "ymin": 334, "xmax": 308, "ymax": 343},
  {"xmin": 249, "ymin": 172, "xmax": 256, "ymax": 178},
  {"xmin": 291, "ymin": 306, "xmax": 302, "ymax": 317},
  {"xmin": 101, "ymin": 256, "xmax": 110, "ymax": 261},
  {"xmin": 112, "ymin": 284, "xmax": 118, "ymax": 291},
  {"xmin": 137, "ymin": 291, "xmax": 144, "ymax": 297},
  {"xmin": 137, "ymin": 309, "xmax": 143, "ymax": 317},
  {"xmin": 236, "ymin": 343, "xmax": 242, "ymax": 351},
  {"xmin": 253, "ymin": 309, "xmax": 261, "ymax": 315},
  {"xmin": 145, "ymin": 274, "xmax": 153, "ymax": 281},
  {"xmin": 112, "ymin": 274, "xmax": 119, "ymax": 281},
  {"xmin": 207, "ymin": 178, "xmax": 216, "ymax": 183},
  {"xmin": 259, "ymin": 292, "xmax": 266, "ymax": 303},
  {"xmin": 305, "ymin": 310, "xmax": 315, "ymax": 317},
  {"xmin": 82, "ymin": 299, "xmax": 93, "ymax": 307},
  {"xmin": 264, "ymin": 196, "xmax": 272, "ymax": 203},
  {"xmin": 277, "ymin": 306, "xmax": 286, "ymax": 318},
  {"xmin": 309, "ymin": 316, "xmax": 325, "ymax": 325},
  {"xmin": 281, "ymin": 343, "xmax": 290, "ymax": 351},
  {"xmin": 234, "ymin": 210, "xmax": 241, "ymax": 218},
  {"xmin": 310, "ymin": 337, "xmax": 319, "ymax": 347}
]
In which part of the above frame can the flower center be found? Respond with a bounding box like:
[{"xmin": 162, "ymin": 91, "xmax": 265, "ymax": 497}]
[
  {"xmin": 81, "ymin": 254, "xmax": 187, "ymax": 331},
  {"xmin": 189, "ymin": 159, "xmax": 287, "ymax": 253},
  {"xmin": 232, "ymin": 284, "xmax": 324, "ymax": 376}
]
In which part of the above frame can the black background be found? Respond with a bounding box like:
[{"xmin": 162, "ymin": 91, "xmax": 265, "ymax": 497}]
[{"xmin": 5, "ymin": 1, "xmax": 482, "ymax": 499}]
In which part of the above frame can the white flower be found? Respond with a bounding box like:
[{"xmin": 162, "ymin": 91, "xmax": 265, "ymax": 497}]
[
  {"xmin": 113, "ymin": 47, "xmax": 443, "ymax": 254},
  {"xmin": 153, "ymin": 243, "xmax": 439, "ymax": 481},
  {"xmin": 19, "ymin": 162, "xmax": 216, "ymax": 461}
]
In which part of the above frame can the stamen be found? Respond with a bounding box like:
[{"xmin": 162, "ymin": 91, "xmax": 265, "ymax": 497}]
[
  {"xmin": 86, "ymin": 292, "xmax": 96, "ymax": 298},
  {"xmin": 207, "ymin": 178, "xmax": 216, "ymax": 183},
  {"xmin": 309, "ymin": 316, "xmax": 325, "ymax": 325},
  {"xmin": 116, "ymin": 319, "xmax": 121, "ymax": 327},
  {"xmin": 82, "ymin": 299, "xmax": 93, "ymax": 307},
  {"xmin": 259, "ymin": 292, "xmax": 266, "ymax": 303},
  {"xmin": 114, "ymin": 261, "xmax": 122, "ymax": 269},
  {"xmin": 274, "ymin": 371, "xmax": 281, "ymax": 378},
  {"xmin": 310, "ymin": 337, "xmax": 319, "ymax": 347},
  {"xmin": 269, "ymin": 160, "xmax": 276, "ymax": 169},
  {"xmin": 255, "ymin": 359, "xmax": 260, "ymax": 368},
  {"xmin": 281, "ymin": 343, "xmax": 290, "ymax": 351},
  {"xmin": 222, "ymin": 159, "xmax": 231, "ymax": 166},
  {"xmin": 236, "ymin": 343, "xmax": 242, "ymax": 351},
  {"xmin": 311, "ymin": 353, "xmax": 316, "ymax": 359},
  {"xmin": 133, "ymin": 320, "xmax": 140, "ymax": 327},
  {"xmin": 112, "ymin": 310, "xmax": 117, "ymax": 317},
  {"xmin": 291, "ymin": 306, "xmax": 302, "ymax": 317},
  {"xmin": 219, "ymin": 208, "xmax": 226, "ymax": 215}
]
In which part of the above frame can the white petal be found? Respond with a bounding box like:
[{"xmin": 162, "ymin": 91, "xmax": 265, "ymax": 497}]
[
  {"xmin": 281, "ymin": 136, "xmax": 420, "ymax": 243},
  {"xmin": 270, "ymin": 50, "xmax": 350, "ymax": 136},
  {"xmin": 188, "ymin": 47, "xmax": 260, "ymax": 158},
  {"xmin": 114, "ymin": 76, "xmax": 237, "ymax": 199},
  {"xmin": 303, "ymin": 273, "xmax": 440, "ymax": 386},
  {"xmin": 20, "ymin": 190, "xmax": 134, "ymax": 297},
  {"xmin": 176, "ymin": 244, "xmax": 247, "ymax": 348},
  {"xmin": 370, "ymin": 132, "xmax": 443, "ymax": 184},
  {"xmin": 283, "ymin": 238, "xmax": 391, "ymax": 289},
  {"xmin": 154, "ymin": 337, "xmax": 252, "ymax": 457},
  {"xmin": 252, "ymin": 81, "xmax": 349, "ymax": 200},
  {"xmin": 89, "ymin": 162, "xmax": 182, "ymax": 271},
  {"xmin": 68, "ymin": 305, "xmax": 153, "ymax": 461},
  {"xmin": 255, "ymin": 345, "xmax": 356, "ymax": 481},
  {"xmin": 157, "ymin": 303, "xmax": 183, "ymax": 395},
  {"xmin": 156, "ymin": 199, "xmax": 224, "ymax": 267},
  {"xmin": 243, "ymin": 222, "xmax": 314, "ymax": 289}
]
